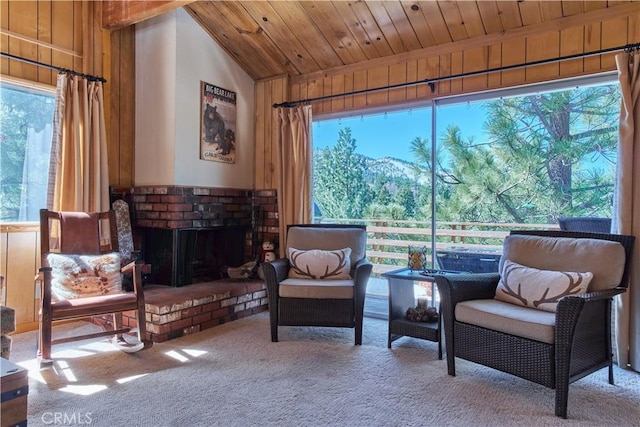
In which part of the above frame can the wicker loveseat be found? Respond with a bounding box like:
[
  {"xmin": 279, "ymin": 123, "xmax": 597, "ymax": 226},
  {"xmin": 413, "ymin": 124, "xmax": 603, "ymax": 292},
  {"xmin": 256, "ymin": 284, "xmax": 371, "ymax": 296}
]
[
  {"xmin": 435, "ymin": 230, "xmax": 634, "ymax": 418},
  {"xmin": 262, "ymin": 224, "xmax": 372, "ymax": 345}
]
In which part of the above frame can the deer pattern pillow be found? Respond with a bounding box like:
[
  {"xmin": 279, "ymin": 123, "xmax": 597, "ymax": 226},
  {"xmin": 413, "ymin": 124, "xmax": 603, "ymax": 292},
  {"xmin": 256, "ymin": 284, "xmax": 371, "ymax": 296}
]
[
  {"xmin": 288, "ymin": 247, "xmax": 352, "ymax": 280},
  {"xmin": 494, "ymin": 260, "xmax": 593, "ymax": 312}
]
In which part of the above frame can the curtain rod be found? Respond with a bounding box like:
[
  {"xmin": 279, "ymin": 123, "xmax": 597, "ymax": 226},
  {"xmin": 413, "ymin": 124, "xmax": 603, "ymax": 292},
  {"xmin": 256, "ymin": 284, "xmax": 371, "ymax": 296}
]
[
  {"xmin": 273, "ymin": 42, "xmax": 640, "ymax": 109},
  {"xmin": 0, "ymin": 52, "xmax": 107, "ymax": 83}
]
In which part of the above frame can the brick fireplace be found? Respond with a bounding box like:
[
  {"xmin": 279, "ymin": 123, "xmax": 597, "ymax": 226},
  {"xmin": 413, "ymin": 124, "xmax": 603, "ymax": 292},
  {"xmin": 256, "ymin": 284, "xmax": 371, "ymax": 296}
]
[{"xmin": 110, "ymin": 186, "xmax": 280, "ymax": 287}]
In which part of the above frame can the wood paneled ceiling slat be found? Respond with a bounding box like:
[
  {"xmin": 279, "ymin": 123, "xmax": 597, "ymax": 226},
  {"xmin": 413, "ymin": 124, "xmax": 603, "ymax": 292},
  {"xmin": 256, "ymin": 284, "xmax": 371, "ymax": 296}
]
[
  {"xmin": 342, "ymin": 1, "xmax": 395, "ymax": 58},
  {"xmin": 186, "ymin": 2, "xmax": 289, "ymax": 79},
  {"xmin": 299, "ymin": 1, "xmax": 369, "ymax": 65},
  {"xmin": 399, "ymin": 1, "xmax": 437, "ymax": 49},
  {"xmin": 476, "ymin": 1, "xmax": 505, "ymax": 35},
  {"xmin": 496, "ymin": 1, "xmax": 524, "ymax": 31},
  {"xmin": 330, "ymin": 1, "xmax": 384, "ymax": 61},
  {"xmin": 518, "ymin": 1, "xmax": 543, "ymax": 26},
  {"xmin": 380, "ymin": 1, "xmax": 422, "ymax": 51},
  {"xmin": 364, "ymin": 1, "xmax": 409, "ymax": 54},
  {"xmin": 438, "ymin": 0, "xmax": 469, "ymax": 42},
  {"xmin": 456, "ymin": 1, "xmax": 486, "ymax": 38},
  {"xmin": 238, "ymin": 1, "xmax": 321, "ymax": 74},
  {"xmin": 177, "ymin": 1, "xmax": 632, "ymax": 82},
  {"xmin": 419, "ymin": 1, "xmax": 453, "ymax": 45}
]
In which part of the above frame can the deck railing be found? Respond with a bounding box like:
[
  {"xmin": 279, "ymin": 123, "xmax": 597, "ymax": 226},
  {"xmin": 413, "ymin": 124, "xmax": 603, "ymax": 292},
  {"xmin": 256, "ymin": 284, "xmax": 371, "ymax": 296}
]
[{"xmin": 315, "ymin": 218, "xmax": 559, "ymax": 275}]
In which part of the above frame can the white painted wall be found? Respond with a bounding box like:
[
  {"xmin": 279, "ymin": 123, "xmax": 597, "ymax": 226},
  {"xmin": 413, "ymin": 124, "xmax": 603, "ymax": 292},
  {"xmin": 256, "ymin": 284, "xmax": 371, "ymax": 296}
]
[{"xmin": 135, "ymin": 9, "xmax": 255, "ymax": 188}]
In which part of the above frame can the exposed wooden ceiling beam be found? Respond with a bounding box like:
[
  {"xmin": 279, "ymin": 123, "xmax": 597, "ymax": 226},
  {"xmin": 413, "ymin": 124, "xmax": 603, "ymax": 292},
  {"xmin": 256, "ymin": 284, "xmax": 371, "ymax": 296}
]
[{"xmin": 102, "ymin": 0, "xmax": 197, "ymax": 30}]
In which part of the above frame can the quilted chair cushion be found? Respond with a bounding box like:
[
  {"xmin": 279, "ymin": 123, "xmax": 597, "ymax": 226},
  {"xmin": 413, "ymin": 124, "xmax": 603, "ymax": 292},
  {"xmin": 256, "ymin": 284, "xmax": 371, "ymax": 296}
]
[
  {"xmin": 495, "ymin": 260, "xmax": 592, "ymax": 312},
  {"xmin": 500, "ymin": 235, "xmax": 626, "ymax": 292},
  {"xmin": 47, "ymin": 252, "xmax": 123, "ymax": 301},
  {"xmin": 0, "ymin": 305, "xmax": 15, "ymax": 335},
  {"xmin": 288, "ymin": 247, "xmax": 352, "ymax": 280},
  {"xmin": 286, "ymin": 226, "xmax": 366, "ymax": 268}
]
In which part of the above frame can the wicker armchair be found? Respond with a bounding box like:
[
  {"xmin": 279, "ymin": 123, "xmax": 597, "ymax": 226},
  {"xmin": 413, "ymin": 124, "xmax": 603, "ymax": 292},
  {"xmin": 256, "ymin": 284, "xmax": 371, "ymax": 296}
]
[
  {"xmin": 435, "ymin": 230, "xmax": 634, "ymax": 418},
  {"xmin": 262, "ymin": 224, "xmax": 372, "ymax": 345},
  {"xmin": 558, "ymin": 216, "xmax": 612, "ymax": 233}
]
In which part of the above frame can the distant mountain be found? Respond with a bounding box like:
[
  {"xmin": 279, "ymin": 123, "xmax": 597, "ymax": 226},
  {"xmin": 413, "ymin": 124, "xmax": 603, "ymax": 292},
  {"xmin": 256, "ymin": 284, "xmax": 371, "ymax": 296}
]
[{"xmin": 362, "ymin": 156, "xmax": 429, "ymax": 185}]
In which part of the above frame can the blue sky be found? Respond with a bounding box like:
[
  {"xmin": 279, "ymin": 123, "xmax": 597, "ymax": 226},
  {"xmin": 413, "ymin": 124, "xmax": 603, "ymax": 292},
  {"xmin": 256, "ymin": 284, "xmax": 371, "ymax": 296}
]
[{"xmin": 312, "ymin": 103, "xmax": 488, "ymax": 163}]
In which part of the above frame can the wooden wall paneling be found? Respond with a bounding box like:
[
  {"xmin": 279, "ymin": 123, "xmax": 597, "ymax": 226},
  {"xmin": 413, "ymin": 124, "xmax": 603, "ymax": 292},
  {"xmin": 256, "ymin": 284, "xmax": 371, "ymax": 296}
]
[
  {"xmin": 321, "ymin": 76, "xmax": 332, "ymax": 112},
  {"xmin": 450, "ymin": 51, "xmax": 463, "ymax": 94},
  {"xmin": 331, "ymin": 74, "xmax": 345, "ymax": 112},
  {"xmin": 8, "ymin": 0, "xmax": 38, "ymax": 81},
  {"xmin": 437, "ymin": 53, "xmax": 452, "ymax": 95},
  {"xmin": 388, "ymin": 62, "xmax": 407, "ymax": 104},
  {"xmin": 462, "ymin": 46, "xmax": 488, "ymax": 93},
  {"xmin": 500, "ymin": 38, "xmax": 527, "ymax": 86},
  {"xmin": 306, "ymin": 78, "xmax": 323, "ymax": 114},
  {"xmin": 109, "ymin": 30, "xmax": 122, "ymax": 186},
  {"xmin": 415, "ymin": 58, "xmax": 428, "ymax": 99},
  {"xmin": 629, "ymin": 14, "xmax": 640, "ymax": 45},
  {"xmin": 51, "ymin": 0, "xmax": 75, "ymax": 72},
  {"xmin": 583, "ymin": 1, "xmax": 608, "ymax": 13},
  {"xmin": 73, "ymin": 1, "xmax": 83, "ymax": 74},
  {"xmin": 270, "ymin": 76, "xmax": 287, "ymax": 190},
  {"xmin": 36, "ymin": 0, "xmax": 54, "ymax": 85},
  {"xmin": 118, "ymin": 26, "xmax": 135, "ymax": 187},
  {"xmin": 254, "ymin": 80, "xmax": 267, "ymax": 190},
  {"xmin": 343, "ymin": 72, "xmax": 354, "ymax": 110},
  {"xmin": 405, "ymin": 59, "xmax": 418, "ymax": 101},
  {"xmin": 559, "ymin": 26, "xmax": 585, "ymax": 77},
  {"xmin": 583, "ymin": 22, "xmax": 602, "ymax": 72},
  {"xmin": 366, "ymin": 65, "xmax": 389, "ymax": 106},
  {"xmin": 600, "ymin": 17, "xmax": 630, "ymax": 68},
  {"xmin": 5, "ymin": 231, "xmax": 38, "ymax": 327},
  {"xmin": 352, "ymin": 70, "xmax": 367, "ymax": 109},
  {"xmin": 561, "ymin": 1, "xmax": 585, "ymax": 17},
  {"xmin": 1, "ymin": 0, "xmax": 8, "ymax": 75},
  {"xmin": 525, "ymin": 32, "xmax": 561, "ymax": 83},
  {"xmin": 264, "ymin": 80, "xmax": 275, "ymax": 190},
  {"xmin": 487, "ymin": 43, "xmax": 502, "ymax": 88}
]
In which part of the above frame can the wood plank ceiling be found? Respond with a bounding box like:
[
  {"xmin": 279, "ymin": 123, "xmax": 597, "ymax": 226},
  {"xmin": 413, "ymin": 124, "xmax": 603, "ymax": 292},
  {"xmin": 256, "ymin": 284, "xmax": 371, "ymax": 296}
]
[{"xmin": 183, "ymin": 1, "xmax": 637, "ymax": 81}]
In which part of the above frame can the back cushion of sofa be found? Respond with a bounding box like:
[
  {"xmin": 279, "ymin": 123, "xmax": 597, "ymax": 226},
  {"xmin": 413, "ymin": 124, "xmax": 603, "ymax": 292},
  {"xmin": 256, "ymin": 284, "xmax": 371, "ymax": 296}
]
[
  {"xmin": 500, "ymin": 235, "xmax": 626, "ymax": 292},
  {"xmin": 286, "ymin": 227, "xmax": 366, "ymax": 267}
]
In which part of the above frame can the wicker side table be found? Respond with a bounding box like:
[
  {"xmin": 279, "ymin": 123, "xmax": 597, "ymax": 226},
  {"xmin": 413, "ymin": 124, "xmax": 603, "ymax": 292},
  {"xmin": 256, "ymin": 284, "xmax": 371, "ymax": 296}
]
[{"xmin": 382, "ymin": 268, "xmax": 444, "ymax": 359}]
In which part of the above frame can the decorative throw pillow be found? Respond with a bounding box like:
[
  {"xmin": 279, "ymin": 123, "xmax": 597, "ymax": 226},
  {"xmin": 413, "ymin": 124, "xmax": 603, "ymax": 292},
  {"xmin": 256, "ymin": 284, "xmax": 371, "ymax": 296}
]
[
  {"xmin": 47, "ymin": 253, "xmax": 123, "ymax": 301},
  {"xmin": 495, "ymin": 260, "xmax": 592, "ymax": 312},
  {"xmin": 288, "ymin": 247, "xmax": 352, "ymax": 280}
]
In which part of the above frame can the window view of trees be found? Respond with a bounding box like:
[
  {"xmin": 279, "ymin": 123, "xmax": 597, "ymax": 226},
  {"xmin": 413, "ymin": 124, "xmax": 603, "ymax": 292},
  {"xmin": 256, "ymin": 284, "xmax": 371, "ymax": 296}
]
[
  {"xmin": 0, "ymin": 83, "xmax": 55, "ymax": 222},
  {"xmin": 312, "ymin": 80, "xmax": 620, "ymax": 272}
]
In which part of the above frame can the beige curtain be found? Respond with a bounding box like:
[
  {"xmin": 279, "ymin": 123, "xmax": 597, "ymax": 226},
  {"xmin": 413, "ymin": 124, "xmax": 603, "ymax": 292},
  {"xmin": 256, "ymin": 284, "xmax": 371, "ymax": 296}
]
[
  {"xmin": 47, "ymin": 73, "xmax": 110, "ymax": 213},
  {"xmin": 275, "ymin": 105, "xmax": 313, "ymax": 257},
  {"xmin": 613, "ymin": 51, "xmax": 640, "ymax": 371}
]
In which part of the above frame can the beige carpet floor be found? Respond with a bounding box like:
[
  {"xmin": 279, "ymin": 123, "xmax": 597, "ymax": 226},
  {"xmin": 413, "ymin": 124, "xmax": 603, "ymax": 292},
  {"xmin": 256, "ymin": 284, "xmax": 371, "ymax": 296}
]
[{"xmin": 8, "ymin": 312, "xmax": 640, "ymax": 427}]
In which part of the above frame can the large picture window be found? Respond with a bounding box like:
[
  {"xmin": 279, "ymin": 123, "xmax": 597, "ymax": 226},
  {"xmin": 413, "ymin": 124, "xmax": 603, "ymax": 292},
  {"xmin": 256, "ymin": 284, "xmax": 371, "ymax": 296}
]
[
  {"xmin": 312, "ymin": 75, "xmax": 620, "ymax": 276},
  {"xmin": 0, "ymin": 81, "xmax": 55, "ymax": 222}
]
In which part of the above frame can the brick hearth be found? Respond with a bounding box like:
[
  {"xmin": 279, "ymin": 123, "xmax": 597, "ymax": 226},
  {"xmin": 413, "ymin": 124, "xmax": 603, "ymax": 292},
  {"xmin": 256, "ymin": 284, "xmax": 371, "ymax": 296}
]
[{"xmin": 122, "ymin": 280, "xmax": 268, "ymax": 343}]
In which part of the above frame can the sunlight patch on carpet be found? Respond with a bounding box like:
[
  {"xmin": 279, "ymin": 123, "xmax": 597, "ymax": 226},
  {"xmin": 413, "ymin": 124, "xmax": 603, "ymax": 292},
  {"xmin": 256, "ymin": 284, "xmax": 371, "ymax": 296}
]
[
  {"xmin": 182, "ymin": 349, "xmax": 208, "ymax": 357},
  {"xmin": 60, "ymin": 384, "xmax": 108, "ymax": 396},
  {"xmin": 117, "ymin": 373, "xmax": 149, "ymax": 384}
]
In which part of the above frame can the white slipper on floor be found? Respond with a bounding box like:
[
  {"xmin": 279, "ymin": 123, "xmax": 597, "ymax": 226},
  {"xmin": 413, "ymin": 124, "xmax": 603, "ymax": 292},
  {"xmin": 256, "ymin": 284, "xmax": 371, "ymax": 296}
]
[{"xmin": 112, "ymin": 329, "xmax": 144, "ymax": 353}]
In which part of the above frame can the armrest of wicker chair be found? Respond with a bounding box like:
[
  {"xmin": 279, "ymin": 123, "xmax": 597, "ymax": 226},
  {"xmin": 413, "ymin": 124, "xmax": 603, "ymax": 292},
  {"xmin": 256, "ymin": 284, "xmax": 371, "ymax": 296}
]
[{"xmin": 435, "ymin": 273, "xmax": 501, "ymax": 306}]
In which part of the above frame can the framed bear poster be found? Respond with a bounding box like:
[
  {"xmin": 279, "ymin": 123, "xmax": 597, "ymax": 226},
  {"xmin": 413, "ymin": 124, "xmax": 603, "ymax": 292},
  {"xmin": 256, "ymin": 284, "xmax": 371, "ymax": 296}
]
[{"xmin": 200, "ymin": 81, "xmax": 236, "ymax": 163}]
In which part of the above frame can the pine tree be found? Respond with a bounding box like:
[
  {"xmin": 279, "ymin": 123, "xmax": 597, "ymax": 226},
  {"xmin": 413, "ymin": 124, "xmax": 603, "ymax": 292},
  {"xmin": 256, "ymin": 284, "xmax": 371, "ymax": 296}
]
[{"xmin": 313, "ymin": 128, "xmax": 371, "ymax": 219}]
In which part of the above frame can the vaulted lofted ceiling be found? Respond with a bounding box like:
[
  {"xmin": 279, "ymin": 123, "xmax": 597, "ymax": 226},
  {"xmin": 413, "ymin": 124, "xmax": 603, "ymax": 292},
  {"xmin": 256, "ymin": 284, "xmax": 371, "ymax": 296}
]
[{"xmin": 104, "ymin": 1, "xmax": 640, "ymax": 81}]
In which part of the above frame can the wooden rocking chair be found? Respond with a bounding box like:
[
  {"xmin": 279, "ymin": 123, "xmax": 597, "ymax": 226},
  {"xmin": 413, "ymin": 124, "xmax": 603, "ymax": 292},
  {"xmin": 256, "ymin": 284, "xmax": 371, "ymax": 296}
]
[{"xmin": 37, "ymin": 209, "xmax": 152, "ymax": 367}]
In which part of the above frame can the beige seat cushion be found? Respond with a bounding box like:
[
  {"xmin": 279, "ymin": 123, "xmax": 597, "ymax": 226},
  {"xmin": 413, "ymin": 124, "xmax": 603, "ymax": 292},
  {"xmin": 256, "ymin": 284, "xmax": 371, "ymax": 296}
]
[
  {"xmin": 279, "ymin": 278, "xmax": 354, "ymax": 299},
  {"xmin": 456, "ymin": 299, "xmax": 556, "ymax": 344}
]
